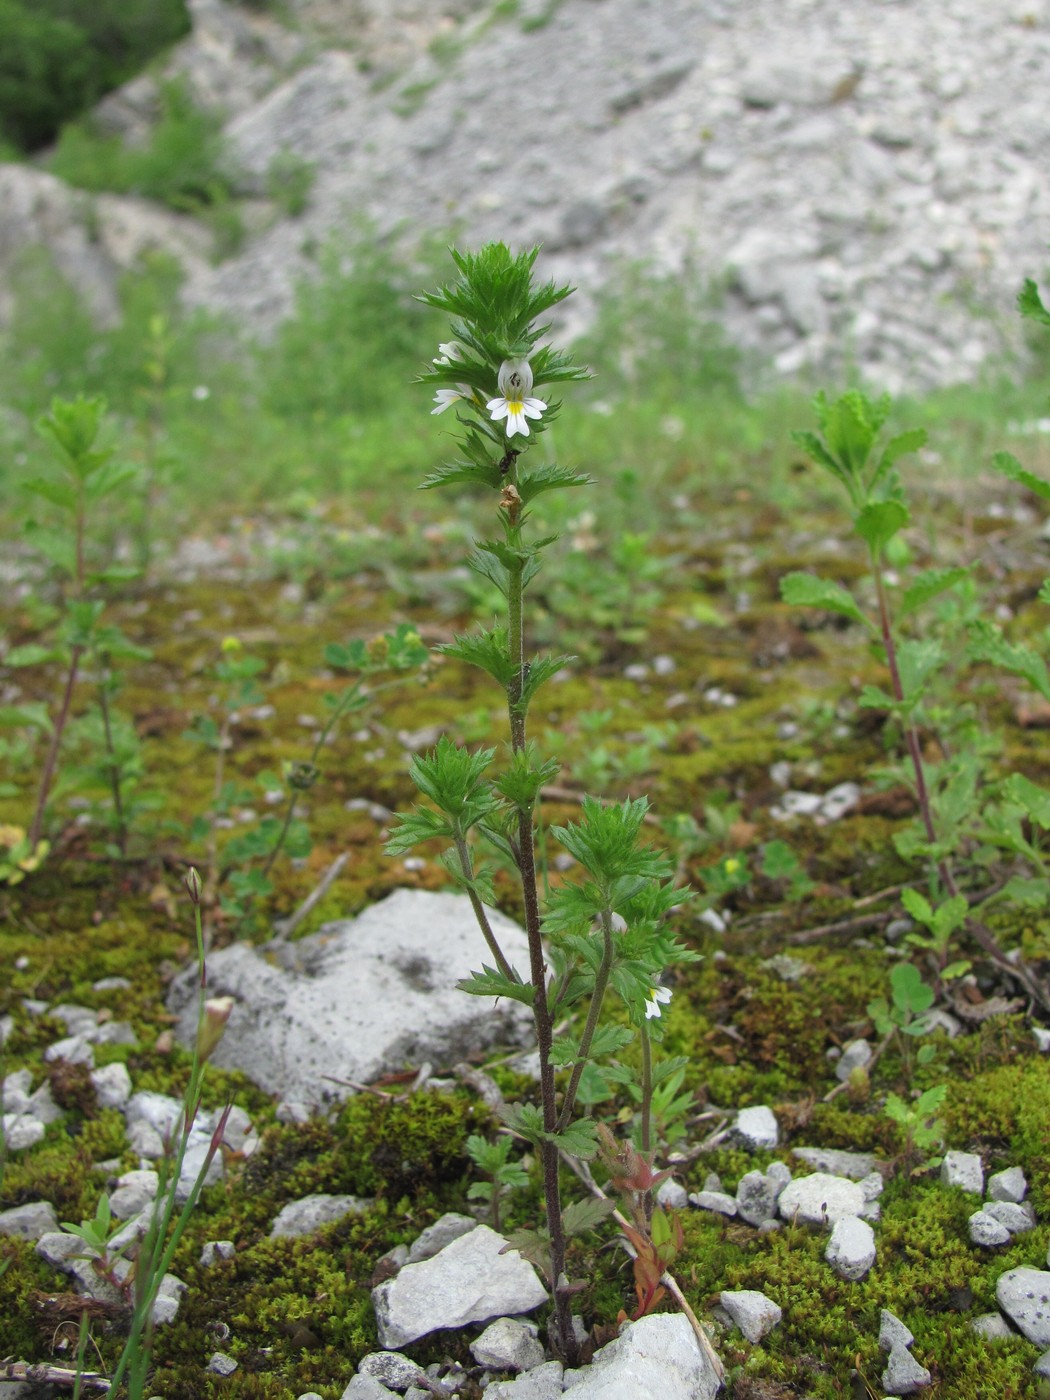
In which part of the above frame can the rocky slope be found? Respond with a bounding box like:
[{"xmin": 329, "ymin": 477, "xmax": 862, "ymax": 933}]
[{"xmin": 6, "ymin": 0, "xmax": 1050, "ymax": 389}]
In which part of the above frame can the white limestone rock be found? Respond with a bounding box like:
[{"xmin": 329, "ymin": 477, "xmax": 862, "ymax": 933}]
[
  {"xmin": 825, "ymin": 1215, "xmax": 876, "ymax": 1281},
  {"xmin": 941, "ymin": 1150, "xmax": 983, "ymax": 1195},
  {"xmin": 472, "ymin": 1318, "xmax": 546, "ymax": 1372},
  {"xmin": 406, "ymin": 1212, "xmax": 477, "ymax": 1263},
  {"xmin": 357, "ymin": 1352, "xmax": 427, "ymax": 1391},
  {"xmin": 559, "ymin": 1313, "xmax": 722, "ymax": 1399},
  {"xmin": 778, "ymin": 1172, "xmax": 865, "ymax": 1226},
  {"xmin": 733, "ymin": 1105, "xmax": 779, "ymax": 1150},
  {"xmin": 792, "ymin": 1147, "xmax": 876, "ymax": 1180},
  {"xmin": 167, "ymin": 890, "xmax": 536, "ymax": 1107},
  {"xmin": 372, "ymin": 1225, "xmax": 548, "ymax": 1349},
  {"xmin": 968, "ymin": 1211, "xmax": 1010, "ymax": 1248},
  {"xmin": 0, "ymin": 1201, "xmax": 58, "ymax": 1240},
  {"xmin": 987, "ymin": 1167, "xmax": 1027, "ymax": 1203},
  {"xmin": 90, "ymin": 1061, "xmax": 132, "ymax": 1110},
  {"xmin": 997, "ymin": 1267, "xmax": 1050, "ymax": 1346},
  {"xmin": 882, "ymin": 1342, "xmax": 931, "ymax": 1395},
  {"xmin": 720, "ymin": 1290, "xmax": 782, "ymax": 1345},
  {"xmin": 270, "ymin": 1193, "xmax": 372, "ymax": 1239},
  {"xmin": 483, "ymin": 1361, "xmax": 564, "ymax": 1399}
]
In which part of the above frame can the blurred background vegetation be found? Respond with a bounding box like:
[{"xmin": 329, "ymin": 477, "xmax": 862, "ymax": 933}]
[{"xmin": 0, "ymin": 0, "xmax": 191, "ymax": 153}]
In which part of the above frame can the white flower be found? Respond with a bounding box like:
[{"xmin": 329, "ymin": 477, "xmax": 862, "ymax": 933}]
[
  {"xmin": 431, "ymin": 385, "xmax": 474, "ymax": 414},
  {"xmin": 433, "ymin": 341, "xmax": 465, "ymax": 366},
  {"xmin": 643, "ymin": 985, "xmax": 672, "ymax": 1020},
  {"xmin": 487, "ymin": 359, "xmax": 547, "ymax": 438}
]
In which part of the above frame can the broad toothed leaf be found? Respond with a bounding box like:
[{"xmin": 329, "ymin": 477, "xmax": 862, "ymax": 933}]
[{"xmin": 780, "ymin": 571, "xmax": 870, "ymax": 628}]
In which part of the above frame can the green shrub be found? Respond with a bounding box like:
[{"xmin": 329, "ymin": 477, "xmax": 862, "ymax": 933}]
[
  {"xmin": 0, "ymin": 0, "xmax": 190, "ymax": 152},
  {"xmin": 49, "ymin": 78, "xmax": 237, "ymax": 214}
]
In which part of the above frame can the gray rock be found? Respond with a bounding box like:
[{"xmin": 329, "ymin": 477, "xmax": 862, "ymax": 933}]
[
  {"xmin": 168, "ymin": 890, "xmax": 536, "ymax": 1106},
  {"xmin": 1, "ymin": 1114, "xmax": 45, "ymax": 1151},
  {"xmin": 859, "ymin": 1172, "xmax": 885, "ymax": 1203},
  {"xmin": 207, "ymin": 1353, "xmax": 238, "ymax": 1376},
  {"xmin": 941, "ymin": 1151, "xmax": 984, "ymax": 1194},
  {"xmin": 878, "ymin": 1310, "xmax": 914, "ymax": 1351},
  {"xmin": 406, "ymin": 1212, "xmax": 478, "ymax": 1263},
  {"xmin": 0, "ymin": 1201, "xmax": 58, "ymax": 1239},
  {"xmin": 559, "ymin": 1313, "xmax": 721, "ymax": 1399},
  {"xmin": 341, "ymin": 1379, "xmax": 396, "ymax": 1400},
  {"xmin": 720, "ymin": 1290, "xmax": 782, "ymax": 1344},
  {"xmin": 735, "ymin": 1170, "xmax": 780, "ymax": 1226},
  {"xmin": 969, "ymin": 1210, "xmax": 1010, "ymax": 1247},
  {"xmin": 733, "ymin": 1105, "xmax": 779, "ymax": 1150},
  {"xmin": 882, "ymin": 1342, "xmax": 932, "ymax": 1395},
  {"xmin": 200, "ymin": 1239, "xmax": 236, "ymax": 1266},
  {"xmin": 270, "ymin": 1193, "xmax": 372, "ymax": 1238},
  {"xmin": 792, "ymin": 1147, "xmax": 876, "ymax": 1180},
  {"xmin": 984, "ymin": 1200, "xmax": 1036, "ymax": 1234},
  {"xmin": 825, "ymin": 1216, "xmax": 876, "ymax": 1281},
  {"xmin": 472, "ymin": 1317, "xmax": 546, "ymax": 1372},
  {"xmin": 483, "ymin": 1361, "xmax": 564, "ymax": 1399},
  {"xmin": 765, "ymin": 1161, "xmax": 792, "ymax": 1193},
  {"xmin": 357, "ymin": 1352, "xmax": 427, "ymax": 1390},
  {"xmin": 778, "ymin": 1172, "xmax": 865, "ymax": 1226},
  {"xmin": 971, "ymin": 1312, "xmax": 1013, "ymax": 1340},
  {"xmin": 997, "ymin": 1267, "xmax": 1050, "ymax": 1345},
  {"xmin": 110, "ymin": 1169, "xmax": 159, "ymax": 1219},
  {"xmin": 372, "ymin": 1225, "xmax": 548, "ymax": 1349},
  {"xmin": 43, "ymin": 1035, "xmax": 95, "ymax": 1066},
  {"xmin": 656, "ymin": 1178, "xmax": 689, "ymax": 1211},
  {"xmin": 1036, "ymin": 1350, "xmax": 1050, "ymax": 1380},
  {"xmin": 689, "ymin": 1191, "xmax": 738, "ymax": 1217},
  {"xmin": 90, "ymin": 1062, "xmax": 132, "ymax": 1109},
  {"xmin": 834, "ymin": 1038, "xmax": 872, "ymax": 1082},
  {"xmin": 987, "ymin": 1167, "xmax": 1027, "ymax": 1204}
]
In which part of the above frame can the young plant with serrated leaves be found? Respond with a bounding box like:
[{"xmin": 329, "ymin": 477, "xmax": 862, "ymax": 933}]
[
  {"xmin": 779, "ymin": 390, "xmax": 1038, "ymax": 1001},
  {"xmin": 4, "ymin": 396, "xmax": 150, "ymax": 862},
  {"xmin": 884, "ymin": 1082, "xmax": 947, "ymax": 1169},
  {"xmin": 866, "ymin": 961, "xmax": 939, "ymax": 1079},
  {"xmin": 465, "ymin": 1132, "xmax": 530, "ymax": 1232},
  {"xmin": 385, "ymin": 245, "xmax": 697, "ymax": 1363}
]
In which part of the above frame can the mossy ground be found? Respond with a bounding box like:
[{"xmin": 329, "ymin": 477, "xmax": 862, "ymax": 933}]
[{"xmin": 5, "ymin": 474, "xmax": 1050, "ymax": 1398}]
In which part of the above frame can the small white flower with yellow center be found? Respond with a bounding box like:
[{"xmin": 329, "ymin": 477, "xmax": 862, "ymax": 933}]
[
  {"xmin": 487, "ymin": 359, "xmax": 547, "ymax": 438},
  {"xmin": 431, "ymin": 386, "xmax": 474, "ymax": 415},
  {"xmin": 643, "ymin": 985, "xmax": 672, "ymax": 1020}
]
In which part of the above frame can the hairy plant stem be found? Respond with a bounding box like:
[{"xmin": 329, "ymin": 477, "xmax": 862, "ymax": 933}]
[
  {"xmin": 640, "ymin": 1025, "xmax": 654, "ymax": 1225},
  {"xmin": 505, "ymin": 516, "xmax": 577, "ymax": 1366},
  {"xmin": 29, "ymin": 486, "xmax": 87, "ymax": 848},
  {"xmin": 454, "ymin": 834, "xmax": 514, "ymax": 980},
  {"xmin": 556, "ymin": 909, "xmax": 614, "ymax": 1133}
]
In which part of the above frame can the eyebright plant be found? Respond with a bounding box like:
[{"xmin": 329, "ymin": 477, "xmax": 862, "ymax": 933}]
[
  {"xmin": 387, "ymin": 244, "xmax": 698, "ymax": 1363},
  {"xmin": 5, "ymin": 396, "xmax": 150, "ymax": 857}
]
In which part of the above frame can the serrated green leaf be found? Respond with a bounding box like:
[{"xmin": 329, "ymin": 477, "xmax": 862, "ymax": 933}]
[
  {"xmin": 515, "ymin": 462, "xmax": 591, "ymax": 505},
  {"xmin": 84, "ymin": 460, "xmax": 140, "ymax": 502},
  {"xmin": 780, "ymin": 572, "xmax": 870, "ymax": 627},
  {"xmin": 873, "ymin": 428, "xmax": 927, "ymax": 486},
  {"xmin": 561, "ymin": 1196, "xmax": 617, "ymax": 1236},
  {"xmin": 0, "ymin": 702, "xmax": 52, "ymax": 732},
  {"xmin": 855, "ymin": 499, "xmax": 910, "ymax": 553},
  {"xmin": 1003, "ymin": 774, "xmax": 1050, "ymax": 828},
  {"xmin": 900, "ymin": 887, "xmax": 933, "ymax": 925},
  {"xmin": 23, "ymin": 521, "xmax": 76, "ymax": 575},
  {"xmin": 968, "ymin": 622, "xmax": 1050, "ymax": 703},
  {"xmin": 898, "ymin": 567, "xmax": 972, "ymax": 618},
  {"xmin": 384, "ymin": 807, "xmax": 454, "ymax": 853},
  {"xmin": 4, "ymin": 644, "xmax": 59, "ymax": 668},
  {"xmin": 991, "ymin": 450, "xmax": 1050, "ymax": 501},
  {"xmin": 458, "ymin": 964, "xmax": 533, "ymax": 1005},
  {"xmin": 22, "ymin": 476, "xmax": 78, "ymax": 511},
  {"xmin": 440, "ymin": 626, "xmax": 515, "ymax": 688},
  {"xmin": 546, "ymin": 1118, "xmax": 599, "ymax": 1158}
]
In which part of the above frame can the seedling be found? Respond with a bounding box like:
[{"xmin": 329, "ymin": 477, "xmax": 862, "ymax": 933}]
[{"xmin": 465, "ymin": 1133, "xmax": 529, "ymax": 1231}]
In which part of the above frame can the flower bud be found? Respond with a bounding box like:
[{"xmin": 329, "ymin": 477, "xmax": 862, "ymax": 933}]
[
  {"xmin": 196, "ymin": 996, "xmax": 234, "ymax": 1062},
  {"xmin": 287, "ymin": 760, "xmax": 320, "ymax": 792},
  {"xmin": 185, "ymin": 867, "xmax": 203, "ymax": 905}
]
